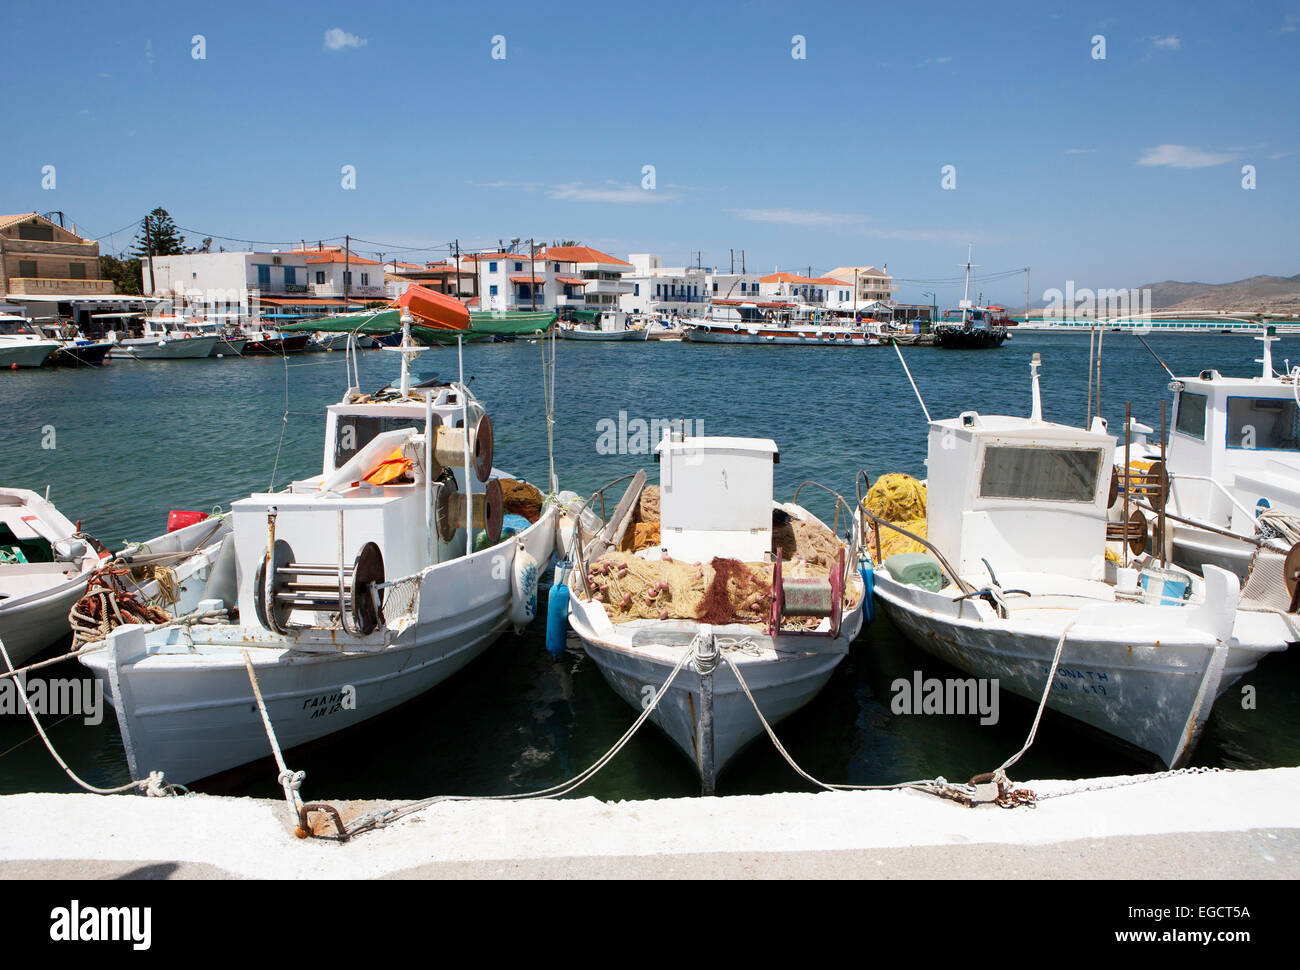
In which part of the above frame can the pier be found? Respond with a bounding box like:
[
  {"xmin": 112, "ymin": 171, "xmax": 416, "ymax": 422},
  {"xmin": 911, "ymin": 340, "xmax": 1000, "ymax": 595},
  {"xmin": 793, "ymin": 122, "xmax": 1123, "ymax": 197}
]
[{"xmin": 1, "ymin": 766, "xmax": 1296, "ymax": 879}]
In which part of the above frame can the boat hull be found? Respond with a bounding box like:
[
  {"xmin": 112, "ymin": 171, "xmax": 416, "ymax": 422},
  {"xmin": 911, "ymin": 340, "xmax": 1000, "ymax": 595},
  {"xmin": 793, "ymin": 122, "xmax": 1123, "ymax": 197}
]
[
  {"xmin": 580, "ymin": 632, "xmax": 850, "ymax": 786},
  {"xmin": 118, "ymin": 336, "xmax": 219, "ymax": 359},
  {"xmin": 933, "ymin": 327, "xmax": 1008, "ymax": 348},
  {"xmin": 0, "ymin": 342, "xmax": 58, "ymax": 368},
  {"xmin": 241, "ymin": 333, "xmax": 311, "ymax": 355},
  {"xmin": 871, "ymin": 571, "xmax": 1284, "ymax": 767},
  {"xmin": 49, "ymin": 342, "xmax": 112, "ymax": 367},
  {"xmin": 559, "ymin": 327, "xmax": 648, "ymax": 341},
  {"xmin": 683, "ymin": 325, "xmax": 878, "ymax": 346},
  {"xmin": 212, "ymin": 337, "xmax": 246, "ymax": 357}
]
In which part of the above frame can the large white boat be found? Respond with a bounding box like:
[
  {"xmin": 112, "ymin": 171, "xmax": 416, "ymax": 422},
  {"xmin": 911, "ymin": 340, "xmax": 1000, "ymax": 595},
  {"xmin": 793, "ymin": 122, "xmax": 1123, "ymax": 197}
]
[
  {"xmin": 681, "ymin": 300, "xmax": 883, "ymax": 346},
  {"xmin": 564, "ymin": 435, "xmax": 865, "ymax": 792},
  {"xmin": 864, "ymin": 355, "xmax": 1296, "ymax": 769},
  {"xmin": 80, "ymin": 301, "xmax": 557, "ymax": 787},
  {"xmin": 1121, "ymin": 329, "xmax": 1300, "ymax": 582},
  {"xmin": 0, "ymin": 316, "xmax": 60, "ymax": 368}
]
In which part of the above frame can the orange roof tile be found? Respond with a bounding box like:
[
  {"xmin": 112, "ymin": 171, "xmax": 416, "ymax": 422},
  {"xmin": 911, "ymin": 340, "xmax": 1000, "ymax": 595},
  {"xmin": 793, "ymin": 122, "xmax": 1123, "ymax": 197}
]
[{"xmin": 538, "ymin": 246, "xmax": 631, "ymax": 267}]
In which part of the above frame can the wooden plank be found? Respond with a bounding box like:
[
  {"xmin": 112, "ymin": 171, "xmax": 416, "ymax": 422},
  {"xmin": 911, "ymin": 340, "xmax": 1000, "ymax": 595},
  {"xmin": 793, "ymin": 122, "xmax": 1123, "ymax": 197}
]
[{"xmin": 583, "ymin": 469, "xmax": 646, "ymax": 562}]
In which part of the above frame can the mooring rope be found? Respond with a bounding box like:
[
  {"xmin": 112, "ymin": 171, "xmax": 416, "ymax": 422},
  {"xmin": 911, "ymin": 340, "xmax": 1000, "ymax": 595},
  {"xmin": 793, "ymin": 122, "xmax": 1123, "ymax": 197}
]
[
  {"xmin": 241, "ymin": 650, "xmax": 305, "ymax": 820},
  {"xmin": 0, "ymin": 634, "xmax": 176, "ymax": 797},
  {"xmin": 339, "ymin": 638, "xmax": 703, "ymax": 837},
  {"xmin": 722, "ymin": 622, "xmax": 1077, "ymax": 808}
]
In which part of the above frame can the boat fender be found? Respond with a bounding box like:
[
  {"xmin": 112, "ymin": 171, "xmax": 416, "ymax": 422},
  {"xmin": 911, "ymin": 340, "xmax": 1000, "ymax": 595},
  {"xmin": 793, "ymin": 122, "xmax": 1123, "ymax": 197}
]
[
  {"xmin": 859, "ymin": 562, "xmax": 876, "ymax": 624},
  {"xmin": 732, "ymin": 323, "xmax": 740, "ymax": 332},
  {"xmin": 545, "ymin": 563, "xmax": 571, "ymax": 658},
  {"xmin": 510, "ymin": 540, "xmax": 539, "ymax": 631}
]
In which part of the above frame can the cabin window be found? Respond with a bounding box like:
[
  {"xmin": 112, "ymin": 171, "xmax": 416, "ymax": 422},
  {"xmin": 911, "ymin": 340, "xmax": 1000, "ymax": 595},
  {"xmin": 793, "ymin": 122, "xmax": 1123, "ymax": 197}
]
[
  {"xmin": 333, "ymin": 416, "xmax": 421, "ymax": 468},
  {"xmin": 979, "ymin": 446, "xmax": 1103, "ymax": 503},
  {"xmin": 1174, "ymin": 392, "xmax": 1207, "ymax": 439},
  {"xmin": 1226, "ymin": 397, "xmax": 1300, "ymax": 451}
]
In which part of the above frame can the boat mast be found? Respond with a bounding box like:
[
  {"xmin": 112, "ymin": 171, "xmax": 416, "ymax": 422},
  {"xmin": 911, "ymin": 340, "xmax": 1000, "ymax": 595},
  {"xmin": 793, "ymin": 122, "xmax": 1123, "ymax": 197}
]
[
  {"xmin": 961, "ymin": 243, "xmax": 973, "ymax": 325},
  {"xmin": 1255, "ymin": 321, "xmax": 1276, "ymax": 379}
]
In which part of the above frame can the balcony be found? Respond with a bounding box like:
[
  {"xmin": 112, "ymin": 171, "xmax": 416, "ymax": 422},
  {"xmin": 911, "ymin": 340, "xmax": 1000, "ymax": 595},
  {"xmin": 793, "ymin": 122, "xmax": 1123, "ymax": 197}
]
[{"xmin": 6, "ymin": 277, "xmax": 114, "ymax": 296}]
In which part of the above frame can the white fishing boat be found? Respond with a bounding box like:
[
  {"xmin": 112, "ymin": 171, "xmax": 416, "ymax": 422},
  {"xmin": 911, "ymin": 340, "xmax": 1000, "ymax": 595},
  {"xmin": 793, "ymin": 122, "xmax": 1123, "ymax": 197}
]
[
  {"xmin": 309, "ymin": 330, "xmax": 352, "ymax": 352},
  {"xmin": 682, "ymin": 300, "xmax": 883, "ymax": 346},
  {"xmin": 0, "ymin": 489, "xmax": 105, "ymax": 663},
  {"xmin": 176, "ymin": 319, "xmax": 246, "ymax": 357},
  {"xmin": 559, "ymin": 310, "xmax": 648, "ymax": 341},
  {"xmin": 0, "ymin": 317, "xmax": 60, "ymax": 368},
  {"xmin": 112, "ymin": 314, "xmax": 219, "ymax": 359},
  {"xmin": 564, "ymin": 435, "xmax": 865, "ymax": 792},
  {"xmin": 1119, "ymin": 329, "xmax": 1300, "ymax": 582},
  {"xmin": 863, "ymin": 355, "xmax": 1296, "ymax": 769},
  {"xmin": 0, "ymin": 492, "xmax": 229, "ymax": 666},
  {"xmin": 80, "ymin": 297, "xmax": 557, "ymax": 787}
]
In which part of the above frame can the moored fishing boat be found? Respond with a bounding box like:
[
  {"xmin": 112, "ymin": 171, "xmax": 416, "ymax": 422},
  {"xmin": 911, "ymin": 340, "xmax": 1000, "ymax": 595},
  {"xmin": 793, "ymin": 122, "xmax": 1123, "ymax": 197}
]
[
  {"xmin": 240, "ymin": 325, "xmax": 311, "ymax": 355},
  {"xmin": 0, "ymin": 316, "xmax": 60, "ymax": 368},
  {"xmin": 0, "ymin": 493, "xmax": 229, "ymax": 666},
  {"xmin": 114, "ymin": 314, "xmax": 220, "ymax": 359},
  {"xmin": 558, "ymin": 309, "xmax": 647, "ymax": 341},
  {"xmin": 563, "ymin": 434, "xmax": 865, "ymax": 792},
  {"xmin": 682, "ymin": 300, "xmax": 882, "ymax": 346},
  {"xmin": 863, "ymin": 355, "xmax": 1296, "ymax": 769},
  {"xmin": 931, "ymin": 246, "xmax": 1009, "ymax": 349},
  {"xmin": 1117, "ymin": 329, "xmax": 1300, "ymax": 583},
  {"xmin": 79, "ymin": 288, "xmax": 558, "ymax": 786}
]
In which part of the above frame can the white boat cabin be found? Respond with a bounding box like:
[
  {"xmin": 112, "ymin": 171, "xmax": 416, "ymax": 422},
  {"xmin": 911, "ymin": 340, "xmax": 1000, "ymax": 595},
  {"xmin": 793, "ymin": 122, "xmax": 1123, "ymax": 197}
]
[
  {"xmin": 229, "ymin": 368, "xmax": 500, "ymax": 637},
  {"xmin": 656, "ymin": 434, "xmax": 779, "ymax": 562},
  {"xmin": 926, "ymin": 377, "xmax": 1114, "ymax": 582},
  {"xmin": 1157, "ymin": 332, "xmax": 1300, "ymax": 535}
]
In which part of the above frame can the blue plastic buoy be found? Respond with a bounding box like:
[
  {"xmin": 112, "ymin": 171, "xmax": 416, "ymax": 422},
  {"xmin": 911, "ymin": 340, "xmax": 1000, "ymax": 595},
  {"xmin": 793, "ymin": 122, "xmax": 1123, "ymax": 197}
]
[
  {"xmin": 545, "ymin": 573, "xmax": 571, "ymax": 659},
  {"xmin": 859, "ymin": 563, "xmax": 876, "ymax": 625}
]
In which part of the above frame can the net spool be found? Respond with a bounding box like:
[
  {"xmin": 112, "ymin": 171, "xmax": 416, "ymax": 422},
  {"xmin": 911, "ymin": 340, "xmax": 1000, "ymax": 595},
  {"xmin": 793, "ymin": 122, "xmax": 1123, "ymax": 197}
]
[
  {"xmin": 1284, "ymin": 541, "xmax": 1300, "ymax": 612},
  {"xmin": 435, "ymin": 476, "xmax": 503, "ymax": 545},
  {"xmin": 1105, "ymin": 508, "xmax": 1148, "ymax": 556},
  {"xmin": 253, "ymin": 540, "xmax": 385, "ymax": 635},
  {"xmin": 431, "ymin": 414, "xmax": 494, "ymax": 483}
]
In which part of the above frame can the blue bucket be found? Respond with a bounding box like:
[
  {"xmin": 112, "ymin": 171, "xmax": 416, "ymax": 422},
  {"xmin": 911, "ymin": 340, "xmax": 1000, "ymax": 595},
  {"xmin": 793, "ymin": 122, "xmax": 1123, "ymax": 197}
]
[{"xmin": 1139, "ymin": 567, "xmax": 1190, "ymax": 607}]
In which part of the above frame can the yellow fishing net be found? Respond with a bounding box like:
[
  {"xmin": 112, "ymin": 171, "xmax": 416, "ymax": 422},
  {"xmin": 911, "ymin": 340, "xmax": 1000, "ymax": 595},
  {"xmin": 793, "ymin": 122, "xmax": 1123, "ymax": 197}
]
[{"xmin": 863, "ymin": 473, "xmax": 928, "ymax": 563}]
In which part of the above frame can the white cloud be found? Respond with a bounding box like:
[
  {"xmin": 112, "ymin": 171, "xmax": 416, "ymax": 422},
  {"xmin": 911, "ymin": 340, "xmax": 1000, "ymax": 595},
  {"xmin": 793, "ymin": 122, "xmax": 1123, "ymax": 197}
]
[
  {"xmin": 548, "ymin": 183, "xmax": 675, "ymax": 203},
  {"xmin": 1137, "ymin": 144, "xmax": 1238, "ymax": 168},
  {"xmin": 732, "ymin": 208, "xmax": 868, "ymax": 227},
  {"xmin": 1151, "ymin": 34, "xmax": 1181, "ymax": 50},
  {"xmin": 324, "ymin": 28, "xmax": 367, "ymax": 51},
  {"xmin": 1065, "ymin": 148, "xmax": 1095, "ymax": 154},
  {"xmin": 1281, "ymin": 14, "xmax": 1299, "ymax": 32},
  {"xmin": 916, "ymin": 56, "xmax": 952, "ymax": 67}
]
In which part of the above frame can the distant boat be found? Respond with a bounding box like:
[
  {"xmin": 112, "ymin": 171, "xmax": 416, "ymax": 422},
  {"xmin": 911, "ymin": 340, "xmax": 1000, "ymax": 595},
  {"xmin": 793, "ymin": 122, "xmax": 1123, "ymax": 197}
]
[
  {"xmin": 932, "ymin": 246, "xmax": 1009, "ymax": 349},
  {"xmin": 682, "ymin": 301, "xmax": 883, "ymax": 346},
  {"xmin": 114, "ymin": 315, "xmax": 219, "ymax": 359},
  {"xmin": 559, "ymin": 309, "xmax": 648, "ymax": 341},
  {"xmin": 0, "ymin": 316, "xmax": 60, "ymax": 367},
  {"xmin": 240, "ymin": 326, "xmax": 311, "ymax": 355}
]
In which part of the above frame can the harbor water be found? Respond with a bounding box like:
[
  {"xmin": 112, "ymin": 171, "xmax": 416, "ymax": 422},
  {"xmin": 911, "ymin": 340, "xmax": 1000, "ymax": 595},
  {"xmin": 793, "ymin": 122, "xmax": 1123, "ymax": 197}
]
[{"xmin": 2, "ymin": 331, "xmax": 1297, "ymax": 799}]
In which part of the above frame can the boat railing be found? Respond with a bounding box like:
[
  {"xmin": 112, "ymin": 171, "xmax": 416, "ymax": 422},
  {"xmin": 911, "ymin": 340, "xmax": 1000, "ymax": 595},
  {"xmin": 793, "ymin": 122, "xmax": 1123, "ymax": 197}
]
[
  {"xmin": 566, "ymin": 472, "xmax": 643, "ymax": 598},
  {"xmin": 855, "ymin": 470, "xmax": 975, "ymax": 596}
]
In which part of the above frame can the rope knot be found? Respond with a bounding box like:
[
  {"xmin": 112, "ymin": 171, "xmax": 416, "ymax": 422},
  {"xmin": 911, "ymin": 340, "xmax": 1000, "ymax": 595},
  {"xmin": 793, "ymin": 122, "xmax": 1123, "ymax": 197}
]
[{"xmin": 279, "ymin": 769, "xmax": 306, "ymax": 791}]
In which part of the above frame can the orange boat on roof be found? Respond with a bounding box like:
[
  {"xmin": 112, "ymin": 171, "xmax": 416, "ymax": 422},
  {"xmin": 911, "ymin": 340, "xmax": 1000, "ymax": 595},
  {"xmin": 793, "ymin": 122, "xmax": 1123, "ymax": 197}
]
[{"xmin": 398, "ymin": 284, "xmax": 470, "ymax": 332}]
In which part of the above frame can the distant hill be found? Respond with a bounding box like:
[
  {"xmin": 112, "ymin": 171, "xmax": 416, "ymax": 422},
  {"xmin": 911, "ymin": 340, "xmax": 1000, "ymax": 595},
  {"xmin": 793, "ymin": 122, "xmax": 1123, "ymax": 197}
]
[{"xmin": 1140, "ymin": 273, "xmax": 1300, "ymax": 312}]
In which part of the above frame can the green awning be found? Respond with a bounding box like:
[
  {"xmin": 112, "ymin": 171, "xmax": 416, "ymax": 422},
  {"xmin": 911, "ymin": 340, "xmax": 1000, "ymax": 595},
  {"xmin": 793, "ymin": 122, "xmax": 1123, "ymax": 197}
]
[
  {"xmin": 282, "ymin": 307, "xmax": 555, "ymax": 344},
  {"xmin": 571, "ymin": 309, "xmax": 600, "ymax": 323}
]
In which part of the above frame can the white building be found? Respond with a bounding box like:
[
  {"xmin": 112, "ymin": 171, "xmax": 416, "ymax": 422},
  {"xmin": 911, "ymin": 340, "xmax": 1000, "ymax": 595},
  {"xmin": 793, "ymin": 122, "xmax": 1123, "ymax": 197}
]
[
  {"xmin": 823, "ymin": 265, "xmax": 897, "ymax": 306},
  {"xmin": 757, "ymin": 272, "xmax": 851, "ymax": 306},
  {"xmin": 143, "ymin": 250, "xmax": 321, "ymax": 318},
  {"xmin": 620, "ymin": 254, "xmax": 714, "ymax": 319},
  {"xmin": 297, "ymin": 247, "xmax": 385, "ymax": 300},
  {"xmin": 468, "ymin": 246, "xmax": 632, "ymax": 313}
]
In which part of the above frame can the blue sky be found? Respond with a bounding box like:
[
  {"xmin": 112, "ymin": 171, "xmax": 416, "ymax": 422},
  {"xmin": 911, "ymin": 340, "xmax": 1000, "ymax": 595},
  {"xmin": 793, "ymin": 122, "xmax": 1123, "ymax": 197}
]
[{"xmin": 3, "ymin": 0, "xmax": 1297, "ymax": 305}]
